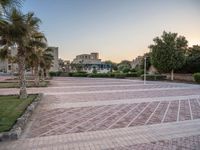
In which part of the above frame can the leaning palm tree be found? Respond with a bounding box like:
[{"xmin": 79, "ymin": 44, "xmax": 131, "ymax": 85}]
[{"xmin": 0, "ymin": 9, "xmax": 42, "ymax": 98}]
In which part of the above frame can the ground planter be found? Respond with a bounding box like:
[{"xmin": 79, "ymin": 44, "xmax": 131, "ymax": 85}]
[{"xmin": 0, "ymin": 93, "xmax": 43, "ymax": 142}]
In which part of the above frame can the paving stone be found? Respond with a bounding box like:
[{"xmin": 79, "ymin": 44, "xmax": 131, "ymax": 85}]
[{"xmin": 0, "ymin": 77, "xmax": 200, "ymax": 150}]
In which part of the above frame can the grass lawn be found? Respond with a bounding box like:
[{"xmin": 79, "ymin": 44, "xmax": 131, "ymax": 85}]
[
  {"xmin": 0, "ymin": 95, "xmax": 37, "ymax": 132},
  {"xmin": 0, "ymin": 81, "xmax": 49, "ymax": 88}
]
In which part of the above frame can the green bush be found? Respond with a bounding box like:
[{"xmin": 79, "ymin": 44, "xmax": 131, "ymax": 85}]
[
  {"xmin": 141, "ymin": 74, "xmax": 166, "ymax": 80},
  {"xmin": 68, "ymin": 72, "xmax": 73, "ymax": 77},
  {"xmin": 88, "ymin": 73, "xmax": 110, "ymax": 78},
  {"xmin": 60, "ymin": 72, "xmax": 69, "ymax": 77},
  {"xmin": 68, "ymin": 72, "xmax": 88, "ymax": 77},
  {"xmin": 114, "ymin": 73, "xmax": 126, "ymax": 78},
  {"xmin": 193, "ymin": 73, "xmax": 200, "ymax": 83},
  {"xmin": 72, "ymin": 72, "xmax": 88, "ymax": 77},
  {"xmin": 136, "ymin": 69, "xmax": 144, "ymax": 76},
  {"xmin": 108, "ymin": 73, "xmax": 115, "ymax": 77},
  {"xmin": 126, "ymin": 72, "xmax": 139, "ymax": 77},
  {"xmin": 49, "ymin": 71, "xmax": 62, "ymax": 77},
  {"xmin": 77, "ymin": 71, "xmax": 87, "ymax": 74},
  {"xmin": 92, "ymin": 69, "xmax": 97, "ymax": 74},
  {"xmin": 122, "ymin": 68, "xmax": 130, "ymax": 73},
  {"xmin": 130, "ymin": 69, "xmax": 137, "ymax": 72}
]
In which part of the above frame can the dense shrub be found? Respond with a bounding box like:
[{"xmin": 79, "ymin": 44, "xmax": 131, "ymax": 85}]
[
  {"xmin": 71, "ymin": 72, "xmax": 88, "ymax": 77},
  {"xmin": 77, "ymin": 71, "xmax": 87, "ymax": 74},
  {"xmin": 68, "ymin": 72, "xmax": 73, "ymax": 77},
  {"xmin": 141, "ymin": 74, "xmax": 166, "ymax": 80},
  {"xmin": 49, "ymin": 71, "xmax": 62, "ymax": 77},
  {"xmin": 136, "ymin": 69, "xmax": 144, "ymax": 76},
  {"xmin": 60, "ymin": 72, "xmax": 69, "ymax": 77},
  {"xmin": 122, "ymin": 68, "xmax": 130, "ymax": 73},
  {"xmin": 108, "ymin": 73, "xmax": 115, "ymax": 77},
  {"xmin": 68, "ymin": 72, "xmax": 88, "ymax": 77},
  {"xmin": 126, "ymin": 72, "xmax": 139, "ymax": 77},
  {"xmin": 114, "ymin": 73, "xmax": 126, "ymax": 78},
  {"xmin": 92, "ymin": 69, "xmax": 97, "ymax": 74},
  {"xmin": 193, "ymin": 73, "xmax": 200, "ymax": 83},
  {"xmin": 130, "ymin": 69, "xmax": 137, "ymax": 72},
  {"xmin": 88, "ymin": 73, "xmax": 110, "ymax": 78}
]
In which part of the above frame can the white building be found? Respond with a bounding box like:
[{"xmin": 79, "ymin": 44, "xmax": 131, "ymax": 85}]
[
  {"xmin": 71, "ymin": 52, "xmax": 111, "ymax": 73},
  {"xmin": 49, "ymin": 47, "xmax": 59, "ymax": 72},
  {"xmin": 0, "ymin": 46, "xmax": 18, "ymax": 74},
  {"xmin": 0, "ymin": 46, "xmax": 59, "ymax": 74}
]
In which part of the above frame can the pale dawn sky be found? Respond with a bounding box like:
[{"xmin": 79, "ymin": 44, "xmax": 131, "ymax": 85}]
[{"xmin": 22, "ymin": 0, "xmax": 200, "ymax": 63}]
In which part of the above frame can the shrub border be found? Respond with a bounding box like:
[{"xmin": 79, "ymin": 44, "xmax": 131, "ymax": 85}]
[{"xmin": 0, "ymin": 93, "xmax": 43, "ymax": 142}]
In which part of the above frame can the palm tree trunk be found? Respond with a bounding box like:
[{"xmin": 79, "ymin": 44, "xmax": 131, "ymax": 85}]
[
  {"xmin": 31, "ymin": 67, "xmax": 34, "ymax": 76},
  {"xmin": 171, "ymin": 69, "xmax": 174, "ymax": 81},
  {"xmin": 41, "ymin": 69, "xmax": 45, "ymax": 81},
  {"xmin": 46, "ymin": 69, "xmax": 49, "ymax": 79},
  {"xmin": 34, "ymin": 65, "xmax": 40, "ymax": 86},
  {"xmin": 18, "ymin": 52, "xmax": 27, "ymax": 99}
]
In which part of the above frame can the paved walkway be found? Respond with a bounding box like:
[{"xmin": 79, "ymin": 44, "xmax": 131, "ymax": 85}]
[{"xmin": 0, "ymin": 77, "xmax": 200, "ymax": 150}]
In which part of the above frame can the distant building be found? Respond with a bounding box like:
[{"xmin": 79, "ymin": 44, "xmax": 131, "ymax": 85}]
[
  {"xmin": 0, "ymin": 46, "xmax": 59, "ymax": 74},
  {"xmin": 49, "ymin": 47, "xmax": 59, "ymax": 72},
  {"xmin": 0, "ymin": 46, "xmax": 18, "ymax": 74},
  {"xmin": 71, "ymin": 52, "xmax": 111, "ymax": 73}
]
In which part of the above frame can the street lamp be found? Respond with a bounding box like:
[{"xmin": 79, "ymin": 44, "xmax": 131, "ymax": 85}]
[{"xmin": 144, "ymin": 57, "xmax": 146, "ymax": 85}]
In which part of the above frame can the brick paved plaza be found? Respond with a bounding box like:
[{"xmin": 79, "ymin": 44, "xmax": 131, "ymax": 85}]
[{"xmin": 0, "ymin": 77, "xmax": 200, "ymax": 150}]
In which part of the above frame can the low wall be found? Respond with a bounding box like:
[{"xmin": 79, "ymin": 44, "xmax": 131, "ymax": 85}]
[{"xmin": 165, "ymin": 73, "xmax": 194, "ymax": 82}]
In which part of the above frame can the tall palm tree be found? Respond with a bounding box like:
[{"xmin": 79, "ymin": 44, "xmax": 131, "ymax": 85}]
[
  {"xmin": 39, "ymin": 48, "xmax": 54, "ymax": 80},
  {"xmin": 0, "ymin": 9, "xmax": 42, "ymax": 98},
  {"xmin": 0, "ymin": 0, "xmax": 23, "ymax": 13},
  {"xmin": 26, "ymin": 32, "xmax": 47, "ymax": 86}
]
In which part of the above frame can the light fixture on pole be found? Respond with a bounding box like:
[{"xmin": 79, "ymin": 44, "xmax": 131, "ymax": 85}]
[{"xmin": 144, "ymin": 57, "xmax": 146, "ymax": 85}]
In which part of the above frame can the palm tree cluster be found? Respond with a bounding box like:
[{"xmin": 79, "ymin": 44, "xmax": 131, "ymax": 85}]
[{"xmin": 0, "ymin": 0, "xmax": 54, "ymax": 98}]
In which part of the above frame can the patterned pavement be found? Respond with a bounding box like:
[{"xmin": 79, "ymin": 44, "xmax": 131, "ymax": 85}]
[{"xmin": 0, "ymin": 77, "xmax": 200, "ymax": 150}]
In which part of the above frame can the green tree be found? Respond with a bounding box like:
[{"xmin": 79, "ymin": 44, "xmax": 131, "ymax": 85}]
[
  {"xmin": 178, "ymin": 45, "xmax": 200, "ymax": 73},
  {"xmin": 149, "ymin": 31, "xmax": 188, "ymax": 80},
  {"xmin": 39, "ymin": 48, "xmax": 54, "ymax": 80},
  {"xmin": 26, "ymin": 32, "xmax": 47, "ymax": 86},
  {"xmin": 0, "ymin": 0, "xmax": 23, "ymax": 15},
  {"xmin": 104, "ymin": 60, "xmax": 117, "ymax": 72},
  {"xmin": 118, "ymin": 60, "xmax": 131, "ymax": 73},
  {"xmin": 140, "ymin": 52, "xmax": 151, "ymax": 70}
]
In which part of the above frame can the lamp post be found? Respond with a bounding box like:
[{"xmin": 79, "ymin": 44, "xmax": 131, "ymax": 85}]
[{"xmin": 144, "ymin": 57, "xmax": 146, "ymax": 85}]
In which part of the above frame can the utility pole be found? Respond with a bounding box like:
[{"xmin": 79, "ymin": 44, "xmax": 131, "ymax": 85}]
[{"xmin": 144, "ymin": 57, "xmax": 146, "ymax": 85}]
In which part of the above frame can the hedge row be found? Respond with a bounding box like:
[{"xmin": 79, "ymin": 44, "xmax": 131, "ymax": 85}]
[
  {"xmin": 49, "ymin": 71, "xmax": 143, "ymax": 78},
  {"xmin": 49, "ymin": 71, "xmax": 168, "ymax": 81},
  {"xmin": 141, "ymin": 74, "xmax": 167, "ymax": 80},
  {"xmin": 193, "ymin": 73, "xmax": 200, "ymax": 83}
]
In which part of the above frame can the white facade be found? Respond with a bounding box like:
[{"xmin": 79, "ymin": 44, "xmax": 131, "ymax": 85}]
[
  {"xmin": 0, "ymin": 46, "xmax": 59, "ymax": 74},
  {"xmin": 71, "ymin": 52, "xmax": 111, "ymax": 73},
  {"xmin": 49, "ymin": 47, "xmax": 59, "ymax": 72},
  {"xmin": 0, "ymin": 46, "xmax": 18, "ymax": 74}
]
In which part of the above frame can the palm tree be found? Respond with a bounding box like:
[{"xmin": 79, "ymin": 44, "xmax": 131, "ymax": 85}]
[
  {"xmin": 0, "ymin": 9, "xmax": 42, "ymax": 98},
  {"xmin": 26, "ymin": 32, "xmax": 47, "ymax": 86},
  {"xmin": 40, "ymin": 48, "xmax": 54, "ymax": 79},
  {"xmin": 0, "ymin": 0, "xmax": 23, "ymax": 13}
]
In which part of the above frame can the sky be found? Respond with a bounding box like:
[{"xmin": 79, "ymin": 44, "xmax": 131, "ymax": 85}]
[{"xmin": 22, "ymin": 0, "xmax": 200, "ymax": 63}]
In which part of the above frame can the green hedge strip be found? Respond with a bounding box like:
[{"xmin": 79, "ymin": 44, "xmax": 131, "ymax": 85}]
[{"xmin": 193, "ymin": 73, "xmax": 200, "ymax": 83}]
